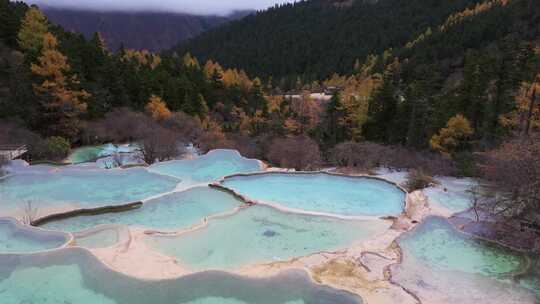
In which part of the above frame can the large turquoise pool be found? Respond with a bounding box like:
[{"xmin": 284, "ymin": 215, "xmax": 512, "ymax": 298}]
[
  {"xmin": 149, "ymin": 150, "xmax": 262, "ymax": 186},
  {"xmin": 0, "ymin": 218, "xmax": 69, "ymax": 253},
  {"xmin": 398, "ymin": 217, "xmax": 524, "ymax": 276},
  {"xmin": 220, "ymin": 173, "xmax": 405, "ymax": 217},
  {"xmin": 145, "ymin": 205, "xmax": 390, "ymax": 270},
  {"xmin": 42, "ymin": 187, "xmax": 243, "ymax": 232},
  {"xmin": 391, "ymin": 216, "xmax": 537, "ymax": 303},
  {"xmin": 0, "ymin": 168, "xmax": 178, "ymax": 218},
  {"xmin": 0, "ymin": 248, "xmax": 362, "ymax": 304}
]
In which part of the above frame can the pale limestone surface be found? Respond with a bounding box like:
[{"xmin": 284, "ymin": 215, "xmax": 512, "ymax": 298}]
[
  {"xmin": 6, "ymin": 157, "xmax": 532, "ymax": 304},
  {"xmin": 73, "ymin": 170, "xmax": 432, "ymax": 304}
]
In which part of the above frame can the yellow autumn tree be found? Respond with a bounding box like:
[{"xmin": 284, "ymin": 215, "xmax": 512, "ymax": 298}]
[
  {"xmin": 203, "ymin": 60, "xmax": 224, "ymax": 78},
  {"xmin": 290, "ymin": 92, "xmax": 322, "ymax": 134},
  {"xmin": 266, "ymin": 95, "xmax": 284, "ymax": 114},
  {"xmin": 430, "ymin": 114, "xmax": 474, "ymax": 157},
  {"xmin": 31, "ymin": 32, "xmax": 89, "ymax": 140},
  {"xmin": 340, "ymin": 74, "xmax": 382, "ymax": 140},
  {"xmin": 500, "ymin": 79, "xmax": 540, "ymax": 136},
  {"xmin": 145, "ymin": 95, "xmax": 172, "ymax": 121},
  {"xmin": 18, "ymin": 7, "xmax": 48, "ymax": 51},
  {"xmin": 182, "ymin": 52, "xmax": 200, "ymax": 69},
  {"xmin": 122, "ymin": 49, "xmax": 161, "ymax": 70}
]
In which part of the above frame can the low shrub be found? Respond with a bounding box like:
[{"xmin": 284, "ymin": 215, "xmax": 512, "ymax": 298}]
[
  {"xmin": 330, "ymin": 141, "xmax": 457, "ymax": 176},
  {"xmin": 43, "ymin": 136, "xmax": 71, "ymax": 160},
  {"xmin": 0, "ymin": 155, "xmax": 8, "ymax": 176},
  {"xmin": 404, "ymin": 169, "xmax": 436, "ymax": 192},
  {"xmin": 266, "ymin": 135, "xmax": 322, "ymax": 170}
]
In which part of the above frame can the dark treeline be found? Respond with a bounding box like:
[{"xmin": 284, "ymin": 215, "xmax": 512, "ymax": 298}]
[{"xmin": 178, "ymin": 0, "xmax": 489, "ymax": 84}]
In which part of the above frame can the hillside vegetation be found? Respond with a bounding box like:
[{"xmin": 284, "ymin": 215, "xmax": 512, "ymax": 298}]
[
  {"xmin": 0, "ymin": 0, "xmax": 538, "ymax": 218},
  {"xmin": 178, "ymin": 0, "xmax": 490, "ymax": 81}
]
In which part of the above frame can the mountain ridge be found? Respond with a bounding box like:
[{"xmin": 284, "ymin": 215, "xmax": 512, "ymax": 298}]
[
  {"xmin": 176, "ymin": 0, "xmax": 489, "ymax": 80},
  {"xmin": 42, "ymin": 8, "xmax": 252, "ymax": 51}
]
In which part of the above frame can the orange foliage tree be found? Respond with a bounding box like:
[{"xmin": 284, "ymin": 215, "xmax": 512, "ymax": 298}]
[
  {"xmin": 17, "ymin": 7, "xmax": 48, "ymax": 52},
  {"xmin": 145, "ymin": 95, "xmax": 172, "ymax": 121},
  {"xmin": 430, "ymin": 114, "xmax": 474, "ymax": 157},
  {"xmin": 288, "ymin": 92, "xmax": 322, "ymax": 135},
  {"xmin": 31, "ymin": 32, "xmax": 90, "ymax": 141}
]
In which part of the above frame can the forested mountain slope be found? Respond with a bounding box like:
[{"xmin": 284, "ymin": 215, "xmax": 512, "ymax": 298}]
[
  {"xmin": 360, "ymin": 0, "xmax": 540, "ymax": 148},
  {"xmin": 1, "ymin": 0, "xmax": 538, "ymax": 173},
  {"xmin": 177, "ymin": 0, "xmax": 489, "ymax": 81},
  {"xmin": 42, "ymin": 9, "xmax": 247, "ymax": 51}
]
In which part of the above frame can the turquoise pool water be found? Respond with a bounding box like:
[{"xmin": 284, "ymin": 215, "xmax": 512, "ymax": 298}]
[
  {"xmin": 374, "ymin": 168, "xmax": 409, "ymax": 185},
  {"xmin": 68, "ymin": 144, "xmax": 140, "ymax": 164},
  {"xmin": 519, "ymin": 259, "xmax": 540, "ymax": 297},
  {"xmin": 0, "ymin": 218, "xmax": 69, "ymax": 253},
  {"xmin": 220, "ymin": 173, "xmax": 405, "ymax": 217},
  {"xmin": 0, "ymin": 248, "xmax": 362, "ymax": 304},
  {"xmin": 145, "ymin": 205, "xmax": 390, "ymax": 270},
  {"xmin": 73, "ymin": 226, "xmax": 130, "ymax": 249},
  {"xmin": 424, "ymin": 177, "xmax": 478, "ymax": 213},
  {"xmin": 42, "ymin": 187, "xmax": 242, "ymax": 232},
  {"xmin": 391, "ymin": 216, "xmax": 537, "ymax": 304},
  {"xmin": 149, "ymin": 150, "xmax": 262, "ymax": 186},
  {"xmin": 0, "ymin": 168, "xmax": 178, "ymax": 217},
  {"xmin": 521, "ymin": 275, "xmax": 540, "ymax": 297},
  {"xmin": 398, "ymin": 217, "xmax": 524, "ymax": 276}
]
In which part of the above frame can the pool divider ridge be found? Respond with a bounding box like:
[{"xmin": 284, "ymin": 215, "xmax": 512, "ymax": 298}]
[
  {"xmin": 31, "ymin": 202, "xmax": 143, "ymax": 227},
  {"xmin": 0, "ymin": 217, "xmax": 75, "ymax": 254}
]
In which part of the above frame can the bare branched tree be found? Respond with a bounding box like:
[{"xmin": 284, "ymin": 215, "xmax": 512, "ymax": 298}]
[
  {"xmin": 139, "ymin": 122, "xmax": 185, "ymax": 165},
  {"xmin": 267, "ymin": 135, "xmax": 321, "ymax": 170},
  {"xmin": 469, "ymin": 186, "xmax": 485, "ymax": 222},
  {"xmin": 482, "ymin": 136, "xmax": 540, "ymax": 220},
  {"xmin": 330, "ymin": 141, "xmax": 456, "ymax": 175},
  {"xmin": 21, "ymin": 200, "xmax": 38, "ymax": 225}
]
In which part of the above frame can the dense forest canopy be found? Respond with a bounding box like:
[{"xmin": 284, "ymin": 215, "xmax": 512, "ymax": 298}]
[{"xmin": 177, "ymin": 0, "xmax": 492, "ymax": 82}]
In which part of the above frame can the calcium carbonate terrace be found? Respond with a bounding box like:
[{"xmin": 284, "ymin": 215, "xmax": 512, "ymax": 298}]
[
  {"xmin": 0, "ymin": 147, "xmax": 537, "ymax": 303},
  {"xmin": 219, "ymin": 172, "xmax": 406, "ymax": 217},
  {"xmin": 391, "ymin": 216, "xmax": 536, "ymax": 304},
  {"xmin": 0, "ymin": 217, "xmax": 71, "ymax": 253},
  {"xmin": 0, "ymin": 248, "xmax": 362, "ymax": 304}
]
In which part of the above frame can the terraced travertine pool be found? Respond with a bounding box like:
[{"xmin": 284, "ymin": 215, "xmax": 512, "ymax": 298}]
[
  {"xmin": 0, "ymin": 248, "xmax": 362, "ymax": 304},
  {"xmin": 0, "ymin": 167, "xmax": 179, "ymax": 218},
  {"xmin": 423, "ymin": 177, "xmax": 479, "ymax": 213},
  {"xmin": 391, "ymin": 216, "xmax": 537, "ymax": 304},
  {"xmin": 72, "ymin": 225, "xmax": 130, "ymax": 249},
  {"xmin": 0, "ymin": 148, "xmax": 538, "ymax": 303},
  {"xmin": 0, "ymin": 218, "xmax": 70, "ymax": 253},
  {"xmin": 145, "ymin": 205, "xmax": 391, "ymax": 270},
  {"xmin": 42, "ymin": 187, "xmax": 242, "ymax": 232},
  {"xmin": 149, "ymin": 149, "xmax": 263, "ymax": 187},
  {"xmin": 220, "ymin": 173, "xmax": 405, "ymax": 217},
  {"xmin": 399, "ymin": 217, "xmax": 525, "ymax": 275}
]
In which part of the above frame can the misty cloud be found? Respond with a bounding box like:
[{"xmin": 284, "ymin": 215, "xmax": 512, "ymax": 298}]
[{"xmin": 23, "ymin": 0, "xmax": 297, "ymax": 16}]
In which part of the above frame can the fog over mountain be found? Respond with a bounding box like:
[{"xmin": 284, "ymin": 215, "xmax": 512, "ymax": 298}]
[
  {"xmin": 42, "ymin": 8, "xmax": 237, "ymax": 51},
  {"xmin": 24, "ymin": 0, "xmax": 297, "ymax": 16}
]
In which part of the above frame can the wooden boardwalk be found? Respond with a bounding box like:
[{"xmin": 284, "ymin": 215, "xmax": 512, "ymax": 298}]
[{"xmin": 0, "ymin": 144, "xmax": 28, "ymax": 160}]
